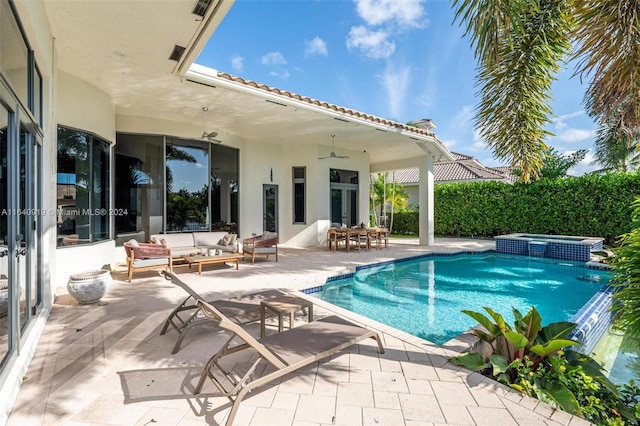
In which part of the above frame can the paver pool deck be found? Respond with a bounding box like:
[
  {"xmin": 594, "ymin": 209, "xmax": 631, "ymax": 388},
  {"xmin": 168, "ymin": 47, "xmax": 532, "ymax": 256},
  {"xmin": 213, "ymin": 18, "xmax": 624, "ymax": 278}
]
[{"xmin": 7, "ymin": 238, "xmax": 591, "ymax": 425}]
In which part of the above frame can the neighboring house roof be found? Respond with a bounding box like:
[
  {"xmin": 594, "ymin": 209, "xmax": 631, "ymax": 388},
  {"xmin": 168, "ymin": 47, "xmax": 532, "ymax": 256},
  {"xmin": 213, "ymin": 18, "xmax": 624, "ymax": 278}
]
[{"xmin": 387, "ymin": 151, "xmax": 515, "ymax": 184}]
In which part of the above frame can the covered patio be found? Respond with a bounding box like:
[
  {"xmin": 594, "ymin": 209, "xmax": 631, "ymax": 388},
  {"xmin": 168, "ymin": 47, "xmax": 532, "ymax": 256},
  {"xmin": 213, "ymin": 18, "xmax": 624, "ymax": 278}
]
[{"xmin": 7, "ymin": 239, "xmax": 587, "ymax": 425}]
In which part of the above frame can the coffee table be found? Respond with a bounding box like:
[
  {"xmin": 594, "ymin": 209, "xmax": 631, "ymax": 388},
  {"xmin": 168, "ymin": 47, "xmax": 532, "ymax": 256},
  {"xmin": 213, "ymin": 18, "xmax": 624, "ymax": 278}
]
[
  {"xmin": 181, "ymin": 253, "xmax": 243, "ymax": 274},
  {"xmin": 260, "ymin": 294, "xmax": 314, "ymax": 337}
]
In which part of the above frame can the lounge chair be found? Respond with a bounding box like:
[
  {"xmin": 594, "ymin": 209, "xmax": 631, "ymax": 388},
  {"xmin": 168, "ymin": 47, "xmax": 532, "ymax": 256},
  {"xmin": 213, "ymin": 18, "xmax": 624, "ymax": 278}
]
[
  {"xmin": 193, "ymin": 299, "xmax": 385, "ymax": 426},
  {"xmin": 160, "ymin": 271, "xmax": 285, "ymax": 353}
]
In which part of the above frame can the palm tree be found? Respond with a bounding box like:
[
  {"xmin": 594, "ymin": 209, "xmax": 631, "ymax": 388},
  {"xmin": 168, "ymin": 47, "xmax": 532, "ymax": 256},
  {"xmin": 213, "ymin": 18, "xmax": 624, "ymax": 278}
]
[
  {"xmin": 452, "ymin": 0, "xmax": 640, "ymax": 182},
  {"xmin": 591, "ymin": 104, "xmax": 640, "ymax": 173},
  {"xmin": 369, "ymin": 172, "xmax": 409, "ymax": 231}
]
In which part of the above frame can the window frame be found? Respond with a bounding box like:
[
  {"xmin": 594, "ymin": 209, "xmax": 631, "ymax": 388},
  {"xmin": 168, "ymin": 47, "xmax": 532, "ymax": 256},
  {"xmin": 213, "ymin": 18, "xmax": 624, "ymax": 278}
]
[{"xmin": 292, "ymin": 166, "xmax": 306, "ymax": 224}]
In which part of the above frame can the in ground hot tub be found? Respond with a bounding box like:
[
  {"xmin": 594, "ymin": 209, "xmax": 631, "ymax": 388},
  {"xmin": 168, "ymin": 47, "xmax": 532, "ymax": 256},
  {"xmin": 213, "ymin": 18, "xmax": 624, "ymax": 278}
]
[{"xmin": 495, "ymin": 233, "xmax": 604, "ymax": 262}]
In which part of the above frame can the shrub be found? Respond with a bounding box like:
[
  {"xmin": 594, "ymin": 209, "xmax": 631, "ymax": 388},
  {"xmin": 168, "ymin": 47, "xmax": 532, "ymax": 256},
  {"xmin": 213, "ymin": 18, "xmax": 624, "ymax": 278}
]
[{"xmin": 450, "ymin": 306, "xmax": 640, "ymax": 424}]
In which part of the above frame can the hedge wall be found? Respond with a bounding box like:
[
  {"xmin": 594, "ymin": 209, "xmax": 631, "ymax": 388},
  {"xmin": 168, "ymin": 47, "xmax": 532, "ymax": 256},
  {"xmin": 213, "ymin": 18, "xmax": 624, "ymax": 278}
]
[{"xmin": 394, "ymin": 173, "xmax": 640, "ymax": 245}]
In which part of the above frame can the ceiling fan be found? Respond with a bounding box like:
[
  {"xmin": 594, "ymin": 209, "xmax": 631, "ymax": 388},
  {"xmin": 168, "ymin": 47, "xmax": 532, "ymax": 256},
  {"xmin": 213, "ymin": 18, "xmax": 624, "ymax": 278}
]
[
  {"xmin": 318, "ymin": 134, "xmax": 349, "ymax": 159},
  {"xmin": 200, "ymin": 107, "xmax": 222, "ymax": 143}
]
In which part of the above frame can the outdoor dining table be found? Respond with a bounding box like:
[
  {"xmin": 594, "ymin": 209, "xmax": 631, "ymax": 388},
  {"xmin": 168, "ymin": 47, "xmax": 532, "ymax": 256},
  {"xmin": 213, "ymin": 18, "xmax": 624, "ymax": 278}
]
[{"xmin": 327, "ymin": 227, "xmax": 386, "ymax": 252}]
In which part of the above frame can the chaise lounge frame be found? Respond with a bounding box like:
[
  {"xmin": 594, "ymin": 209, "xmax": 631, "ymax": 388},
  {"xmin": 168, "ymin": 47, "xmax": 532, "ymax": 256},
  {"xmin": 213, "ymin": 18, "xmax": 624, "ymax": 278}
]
[
  {"xmin": 193, "ymin": 299, "xmax": 385, "ymax": 426},
  {"xmin": 160, "ymin": 271, "xmax": 285, "ymax": 353}
]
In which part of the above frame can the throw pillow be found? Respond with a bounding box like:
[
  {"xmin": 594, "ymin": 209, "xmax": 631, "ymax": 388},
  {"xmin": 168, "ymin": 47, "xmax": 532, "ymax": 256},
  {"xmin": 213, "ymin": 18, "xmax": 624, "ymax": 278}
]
[
  {"xmin": 217, "ymin": 236, "xmax": 228, "ymax": 246},
  {"xmin": 160, "ymin": 238, "xmax": 168, "ymax": 247},
  {"xmin": 228, "ymin": 234, "xmax": 237, "ymax": 246},
  {"xmin": 221, "ymin": 234, "xmax": 233, "ymax": 246},
  {"xmin": 127, "ymin": 239, "xmax": 139, "ymax": 246}
]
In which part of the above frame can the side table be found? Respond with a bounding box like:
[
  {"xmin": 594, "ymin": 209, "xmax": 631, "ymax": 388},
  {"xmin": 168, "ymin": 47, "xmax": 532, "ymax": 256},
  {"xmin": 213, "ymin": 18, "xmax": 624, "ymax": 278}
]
[{"xmin": 260, "ymin": 294, "xmax": 314, "ymax": 338}]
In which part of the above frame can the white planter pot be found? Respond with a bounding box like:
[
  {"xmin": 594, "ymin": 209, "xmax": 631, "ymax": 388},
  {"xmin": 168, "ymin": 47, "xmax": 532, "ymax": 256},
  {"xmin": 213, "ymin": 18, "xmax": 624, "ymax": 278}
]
[{"xmin": 67, "ymin": 269, "xmax": 112, "ymax": 304}]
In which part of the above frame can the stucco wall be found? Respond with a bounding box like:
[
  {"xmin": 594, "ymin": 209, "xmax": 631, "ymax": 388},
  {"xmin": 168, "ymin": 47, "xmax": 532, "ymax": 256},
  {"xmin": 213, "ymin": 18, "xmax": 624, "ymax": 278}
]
[{"xmin": 56, "ymin": 72, "xmax": 116, "ymax": 143}]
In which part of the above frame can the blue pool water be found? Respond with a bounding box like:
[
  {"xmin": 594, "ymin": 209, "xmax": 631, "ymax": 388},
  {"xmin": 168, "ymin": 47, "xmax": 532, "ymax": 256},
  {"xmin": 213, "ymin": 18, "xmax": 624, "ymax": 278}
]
[{"xmin": 317, "ymin": 253, "xmax": 608, "ymax": 345}]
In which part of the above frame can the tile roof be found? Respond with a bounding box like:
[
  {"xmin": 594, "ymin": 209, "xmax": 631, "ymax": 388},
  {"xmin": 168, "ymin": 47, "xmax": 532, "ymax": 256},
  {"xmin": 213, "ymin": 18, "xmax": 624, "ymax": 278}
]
[
  {"xmin": 215, "ymin": 71, "xmax": 438, "ymax": 139},
  {"xmin": 385, "ymin": 151, "xmax": 514, "ymax": 184}
]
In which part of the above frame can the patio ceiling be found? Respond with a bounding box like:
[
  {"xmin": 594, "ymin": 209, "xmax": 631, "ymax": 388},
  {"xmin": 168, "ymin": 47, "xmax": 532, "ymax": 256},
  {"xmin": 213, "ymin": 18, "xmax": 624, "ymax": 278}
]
[{"xmin": 41, "ymin": 0, "xmax": 453, "ymax": 167}]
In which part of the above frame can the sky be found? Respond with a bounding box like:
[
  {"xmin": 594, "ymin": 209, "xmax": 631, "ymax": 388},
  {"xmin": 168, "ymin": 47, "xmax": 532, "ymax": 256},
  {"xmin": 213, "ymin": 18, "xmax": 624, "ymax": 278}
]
[{"xmin": 196, "ymin": 0, "xmax": 598, "ymax": 175}]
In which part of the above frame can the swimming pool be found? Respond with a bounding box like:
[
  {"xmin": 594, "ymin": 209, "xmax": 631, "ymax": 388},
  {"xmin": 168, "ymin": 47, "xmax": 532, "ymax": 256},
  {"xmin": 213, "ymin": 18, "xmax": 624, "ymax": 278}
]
[{"xmin": 312, "ymin": 253, "xmax": 609, "ymax": 345}]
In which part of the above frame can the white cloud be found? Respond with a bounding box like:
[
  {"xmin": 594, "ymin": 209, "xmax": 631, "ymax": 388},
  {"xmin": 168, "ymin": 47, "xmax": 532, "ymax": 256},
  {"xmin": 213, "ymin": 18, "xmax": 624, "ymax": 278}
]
[
  {"xmin": 195, "ymin": 163, "xmax": 205, "ymax": 169},
  {"xmin": 553, "ymin": 109, "xmax": 586, "ymax": 131},
  {"xmin": 304, "ymin": 36, "xmax": 328, "ymax": 57},
  {"xmin": 471, "ymin": 128, "xmax": 487, "ymax": 151},
  {"xmin": 442, "ymin": 138, "xmax": 457, "ymax": 149},
  {"xmin": 230, "ymin": 54, "xmax": 244, "ymax": 72},
  {"xmin": 452, "ymin": 105, "xmax": 474, "ymax": 127},
  {"xmin": 261, "ymin": 51, "xmax": 287, "ymax": 66},
  {"xmin": 261, "ymin": 51, "xmax": 289, "ymax": 79},
  {"xmin": 354, "ymin": 0, "xmax": 427, "ymax": 29},
  {"xmin": 268, "ymin": 69, "xmax": 290, "ymax": 79},
  {"xmin": 556, "ymin": 128, "xmax": 596, "ymax": 143},
  {"xmin": 379, "ymin": 64, "xmax": 411, "ymax": 118},
  {"xmin": 568, "ymin": 150, "xmax": 598, "ymax": 176},
  {"xmin": 346, "ymin": 25, "xmax": 395, "ymax": 59}
]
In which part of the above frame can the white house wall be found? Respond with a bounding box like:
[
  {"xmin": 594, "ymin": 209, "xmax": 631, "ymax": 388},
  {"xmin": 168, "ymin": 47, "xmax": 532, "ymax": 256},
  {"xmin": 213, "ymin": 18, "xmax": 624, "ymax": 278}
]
[{"xmin": 57, "ymin": 72, "xmax": 116, "ymax": 143}]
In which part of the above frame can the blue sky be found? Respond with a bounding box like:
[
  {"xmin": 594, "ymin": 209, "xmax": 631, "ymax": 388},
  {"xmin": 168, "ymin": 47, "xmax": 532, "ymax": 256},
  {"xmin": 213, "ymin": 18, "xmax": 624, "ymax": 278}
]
[{"xmin": 196, "ymin": 0, "xmax": 598, "ymax": 175}]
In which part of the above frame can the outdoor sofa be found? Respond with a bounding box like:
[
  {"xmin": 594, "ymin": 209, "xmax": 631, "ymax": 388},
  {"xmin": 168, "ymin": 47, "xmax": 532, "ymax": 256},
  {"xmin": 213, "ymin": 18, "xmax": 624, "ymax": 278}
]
[{"xmin": 150, "ymin": 231, "xmax": 239, "ymax": 258}]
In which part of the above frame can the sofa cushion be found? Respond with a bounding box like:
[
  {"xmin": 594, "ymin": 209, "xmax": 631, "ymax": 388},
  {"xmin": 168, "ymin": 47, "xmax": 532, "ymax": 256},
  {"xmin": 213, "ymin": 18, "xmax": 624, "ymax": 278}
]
[
  {"xmin": 171, "ymin": 246, "xmax": 203, "ymax": 257},
  {"xmin": 192, "ymin": 231, "xmax": 228, "ymax": 247},
  {"xmin": 151, "ymin": 233, "xmax": 194, "ymax": 248},
  {"xmin": 196, "ymin": 244, "xmax": 236, "ymax": 253}
]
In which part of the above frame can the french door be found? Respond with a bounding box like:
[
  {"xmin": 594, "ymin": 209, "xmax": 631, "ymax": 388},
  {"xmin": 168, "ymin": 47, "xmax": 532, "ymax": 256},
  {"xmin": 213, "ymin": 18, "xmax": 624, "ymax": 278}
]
[
  {"xmin": 263, "ymin": 184, "xmax": 278, "ymax": 233},
  {"xmin": 330, "ymin": 183, "xmax": 358, "ymax": 227},
  {"xmin": 0, "ymin": 103, "xmax": 42, "ymax": 368}
]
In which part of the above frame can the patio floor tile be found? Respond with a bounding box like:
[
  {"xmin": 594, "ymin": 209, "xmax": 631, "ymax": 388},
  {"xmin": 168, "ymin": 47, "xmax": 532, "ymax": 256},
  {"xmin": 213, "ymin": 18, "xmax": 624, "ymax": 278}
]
[{"xmin": 5, "ymin": 239, "xmax": 590, "ymax": 426}]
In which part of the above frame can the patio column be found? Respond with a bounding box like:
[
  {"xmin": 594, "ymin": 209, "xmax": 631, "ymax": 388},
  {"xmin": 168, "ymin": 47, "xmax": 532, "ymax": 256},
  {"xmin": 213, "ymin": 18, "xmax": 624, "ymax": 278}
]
[{"xmin": 418, "ymin": 155, "xmax": 434, "ymax": 246}]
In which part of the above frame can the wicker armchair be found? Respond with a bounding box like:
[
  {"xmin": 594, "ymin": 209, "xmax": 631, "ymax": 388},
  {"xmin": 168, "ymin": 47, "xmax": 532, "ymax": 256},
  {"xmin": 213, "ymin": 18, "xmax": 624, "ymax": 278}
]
[
  {"xmin": 123, "ymin": 241, "xmax": 172, "ymax": 282},
  {"xmin": 242, "ymin": 232, "xmax": 278, "ymax": 265}
]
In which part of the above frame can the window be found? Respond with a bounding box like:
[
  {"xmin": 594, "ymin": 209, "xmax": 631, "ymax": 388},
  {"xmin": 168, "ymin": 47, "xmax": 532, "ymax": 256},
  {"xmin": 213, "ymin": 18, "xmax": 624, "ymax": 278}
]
[
  {"xmin": 114, "ymin": 134, "xmax": 239, "ymax": 241},
  {"xmin": 56, "ymin": 126, "xmax": 111, "ymax": 246},
  {"xmin": 292, "ymin": 167, "xmax": 305, "ymax": 224},
  {"xmin": 0, "ymin": 0, "xmax": 29, "ymax": 106}
]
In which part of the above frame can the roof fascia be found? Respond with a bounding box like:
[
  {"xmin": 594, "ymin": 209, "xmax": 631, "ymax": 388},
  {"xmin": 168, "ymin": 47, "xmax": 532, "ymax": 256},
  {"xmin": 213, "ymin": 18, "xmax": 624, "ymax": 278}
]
[
  {"xmin": 173, "ymin": 0, "xmax": 235, "ymax": 76},
  {"xmin": 186, "ymin": 64, "xmax": 455, "ymax": 161}
]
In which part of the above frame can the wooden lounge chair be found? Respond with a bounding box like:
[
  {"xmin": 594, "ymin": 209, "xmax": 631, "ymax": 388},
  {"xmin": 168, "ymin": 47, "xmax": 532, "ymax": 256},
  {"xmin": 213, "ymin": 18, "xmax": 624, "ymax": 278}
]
[
  {"xmin": 160, "ymin": 271, "xmax": 285, "ymax": 353},
  {"xmin": 193, "ymin": 299, "xmax": 385, "ymax": 426}
]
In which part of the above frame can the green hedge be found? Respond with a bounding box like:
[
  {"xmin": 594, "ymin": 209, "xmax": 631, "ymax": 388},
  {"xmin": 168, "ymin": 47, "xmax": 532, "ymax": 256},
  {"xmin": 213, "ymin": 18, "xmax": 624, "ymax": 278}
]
[{"xmin": 391, "ymin": 173, "xmax": 640, "ymax": 245}]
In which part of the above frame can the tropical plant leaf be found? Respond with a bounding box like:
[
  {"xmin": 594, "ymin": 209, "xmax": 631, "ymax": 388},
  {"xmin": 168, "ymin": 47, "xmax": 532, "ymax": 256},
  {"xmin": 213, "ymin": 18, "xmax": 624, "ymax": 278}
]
[
  {"xmin": 529, "ymin": 339, "xmax": 578, "ymax": 357},
  {"xmin": 482, "ymin": 307, "xmax": 508, "ymax": 332},
  {"xmin": 490, "ymin": 354, "xmax": 509, "ymax": 376},
  {"xmin": 450, "ymin": 353, "xmax": 490, "ymax": 371},
  {"xmin": 472, "ymin": 329, "xmax": 497, "ymax": 343},
  {"xmin": 538, "ymin": 321, "xmax": 577, "ymax": 342},
  {"xmin": 504, "ymin": 330, "xmax": 529, "ymax": 349},
  {"xmin": 461, "ymin": 309, "xmax": 500, "ymax": 338},
  {"xmin": 536, "ymin": 381, "xmax": 581, "ymax": 416},
  {"xmin": 518, "ymin": 306, "xmax": 542, "ymax": 339}
]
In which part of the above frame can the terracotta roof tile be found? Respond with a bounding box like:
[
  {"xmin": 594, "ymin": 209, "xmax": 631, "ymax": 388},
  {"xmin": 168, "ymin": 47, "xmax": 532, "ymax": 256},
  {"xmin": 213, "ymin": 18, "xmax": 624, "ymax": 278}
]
[
  {"xmin": 388, "ymin": 156, "xmax": 513, "ymax": 184},
  {"xmin": 216, "ymin": 71, "xmax": 439, "ymax": 139}
]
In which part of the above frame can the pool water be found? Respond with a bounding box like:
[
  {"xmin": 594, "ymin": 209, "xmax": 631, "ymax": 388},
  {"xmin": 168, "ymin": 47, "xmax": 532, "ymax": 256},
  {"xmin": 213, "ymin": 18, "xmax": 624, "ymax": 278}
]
[{"xmin": 318, "ymin": 253, "xmax": 608, "ymax": 345}]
